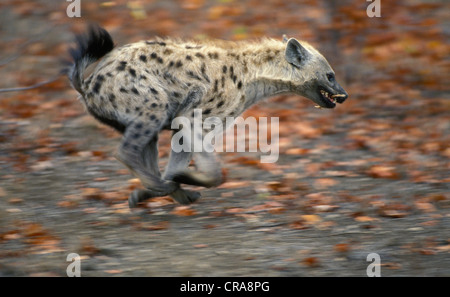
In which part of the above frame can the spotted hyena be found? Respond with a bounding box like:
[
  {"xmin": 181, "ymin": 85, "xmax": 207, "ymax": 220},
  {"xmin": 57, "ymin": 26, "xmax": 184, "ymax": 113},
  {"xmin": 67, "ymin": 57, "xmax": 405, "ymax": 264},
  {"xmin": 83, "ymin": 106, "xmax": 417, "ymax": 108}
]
[{"xmin": 67, "ymin": 25, "xmax": 348, "ymax": 208}]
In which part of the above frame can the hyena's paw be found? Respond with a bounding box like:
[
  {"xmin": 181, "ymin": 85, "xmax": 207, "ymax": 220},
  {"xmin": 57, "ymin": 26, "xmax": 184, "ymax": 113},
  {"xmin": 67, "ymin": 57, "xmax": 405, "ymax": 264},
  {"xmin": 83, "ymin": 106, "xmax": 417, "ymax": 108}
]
[
  {"xmin": 172, "ymin": 170, "xmax": 222, "ymax": 188},
  {"xmin": 170, "ymin": 188, "xmax": 201, "ymax": 205},
  {"xmin": 128, "ymin": 188, "xmax": 168, "ymax": 208},
  {"xmin": 128, "ymin": 187, "xmax": 200, "ymax": 208}
]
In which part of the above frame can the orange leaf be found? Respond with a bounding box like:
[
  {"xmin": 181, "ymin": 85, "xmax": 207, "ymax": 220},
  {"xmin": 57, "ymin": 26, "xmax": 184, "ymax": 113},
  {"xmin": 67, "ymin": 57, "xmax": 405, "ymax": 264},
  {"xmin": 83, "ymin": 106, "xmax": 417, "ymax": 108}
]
[{"xmin": 171, "ymin": 206, "xmax": 197, "ymax": 216}]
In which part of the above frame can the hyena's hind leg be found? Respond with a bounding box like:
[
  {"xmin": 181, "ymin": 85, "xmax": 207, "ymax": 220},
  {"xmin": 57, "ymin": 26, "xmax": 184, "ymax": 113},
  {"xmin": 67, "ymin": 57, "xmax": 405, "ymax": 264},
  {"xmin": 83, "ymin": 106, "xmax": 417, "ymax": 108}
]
[
  {"xmin": 128, "ymin": 142, "xmax": 200, "ymax": 207},
  {"xmin": 127, "ymin": 87, "xmax": 205, "ymax": 207},
  {"xmin": 127, "ymin": 135, "xmax": 167, "ymax": 208},
  {"xmin": 116, "ymin": 121, "xmax": 178, "ymax": 203}
]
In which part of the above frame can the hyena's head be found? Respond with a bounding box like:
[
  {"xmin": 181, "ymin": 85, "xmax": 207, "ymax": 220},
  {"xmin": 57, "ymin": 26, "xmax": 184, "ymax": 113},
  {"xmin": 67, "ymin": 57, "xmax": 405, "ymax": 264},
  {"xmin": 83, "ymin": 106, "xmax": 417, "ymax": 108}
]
[{"xmin": 284, "ymin": 38, "xmax": 348, "ymax": 108}]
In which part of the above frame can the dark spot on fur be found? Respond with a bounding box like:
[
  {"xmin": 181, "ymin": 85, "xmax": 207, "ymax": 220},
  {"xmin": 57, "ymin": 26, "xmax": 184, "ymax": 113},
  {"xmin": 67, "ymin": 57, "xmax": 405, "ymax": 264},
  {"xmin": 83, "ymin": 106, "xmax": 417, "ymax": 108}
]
[
  {"xmin": 207, "ymin": 97, "xmax": 215, "ymax": 103},
  {"xmin": 222, "ymin": 65, "xmax": 227, "ymax": 73},
  {"xmin": 133, "ymin": 133, "xmax": 140, "ymax": 139},
  {"xmin": 203, "ymin": 108, "xmax": 211, "ymax": 115},
  {"xmin": 195, "ymin": 52, "xmax": 205, "ymax": 59},
  {"xmin": 119, "ymin": 87, "xmax": 128, "ymax": 93},
  {"xmin": 116, "ymin": 61, "xmax": 127, "ymax": 71},
  {"xmin": 151, "ymin": 102, "xmax": 158, "ymax": 108},
  {"xmin": 175, "ymin": 60, "xmax": 183, "ymax": 68},
  {"xmin": 172, "ymin": 92, "xmax": 181, "ymax": 98},
  {"xmin": 239, "ymin": 95, "xmax": 246, "ymax": 104},
  {"xmin": 129, "ymin": 68, "xmax": 136, "ymax": 77},
  {"xmin": 200, "ymin": 63, "xmax": 210, "ymax": 83},
  {"xmin": 93, "ymin": 81, "xmax": 101, "ymax": 94},
  {"xmin": 186, "ymin": 55, "xmax": 192, "ymax": 61},
  {"xmin": 135, "ymin": 106, "xmax": 141, "ymax": 112},
  {"xmin": 150, "ymin": 52, "xmax": 157, "ymax": 59},
  {"xmin": 163, "ymin": 48, "xmax": 173, "ymax": 55},
  {"xmin": 139, "ymin": 75, "xmax": 147, "ymax": 80},
  {"xmin": 213, "ymin": 79, "xmax": 219, "ymax": 92},
  {"xmin": 221, "ymin": 76, "xmax": 225, "ymax": 87},
  {"xmin": 217, "ymin": 100, "xmax": 225, "ymax": 108},
  {"xmin": 125, "ymin": 108, "xmax": 130, "ymax": 113},
  {"xmin": 131, "ymin": 87, "xmax": 139, "ymax": 95},
  {"xmin": 157, "ymin": 57, "xmax": 164, "ymax": 64},
  {"xmin": 237, "ymin": 81, "xmax": 243, "ymax": 89},
  {"xmin": 150, "ymin": 114, "xmax": 156, "ymax": 121},
  {"xmin": 150, "ymin": 87, "xmax": 159, "ymax": 95},
  {"xmin": 168, "ymin": 61, "xmax": 174, "ymax": 67},
  {"xmin": 139, "ymin": 55, "xmax": 147, "ymax": 62},
  {"xmin": 208, "ymin": 52, "xmax": 219, "ymax": 59},
  {"xmin": 187, "ymin": 70, "xmax": 202, "ymax": 81}
]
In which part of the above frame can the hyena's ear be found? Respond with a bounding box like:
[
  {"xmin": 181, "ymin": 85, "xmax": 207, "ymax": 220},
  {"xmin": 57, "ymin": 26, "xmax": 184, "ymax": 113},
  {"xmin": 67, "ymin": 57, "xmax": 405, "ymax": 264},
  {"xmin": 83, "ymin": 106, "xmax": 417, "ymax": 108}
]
[{"xmin": 285, "ymin": 38, "xmax": 309, "ymax": 68}]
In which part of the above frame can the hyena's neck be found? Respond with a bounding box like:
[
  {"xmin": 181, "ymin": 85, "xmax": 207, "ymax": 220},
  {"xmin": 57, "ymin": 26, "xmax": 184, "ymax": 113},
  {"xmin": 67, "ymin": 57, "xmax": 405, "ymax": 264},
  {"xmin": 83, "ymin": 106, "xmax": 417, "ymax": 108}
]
[{"xmin": 232, "ymin": 40, "xmax": 293, "ymax": 109}]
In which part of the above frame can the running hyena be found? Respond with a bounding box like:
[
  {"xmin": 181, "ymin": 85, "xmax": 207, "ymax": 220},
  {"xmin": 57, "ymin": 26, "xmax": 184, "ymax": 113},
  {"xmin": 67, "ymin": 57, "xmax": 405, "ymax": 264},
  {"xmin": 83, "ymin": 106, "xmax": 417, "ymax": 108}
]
[{"xmin": 67, "ymin": 25, "xmax": 348, "ymax": 208}]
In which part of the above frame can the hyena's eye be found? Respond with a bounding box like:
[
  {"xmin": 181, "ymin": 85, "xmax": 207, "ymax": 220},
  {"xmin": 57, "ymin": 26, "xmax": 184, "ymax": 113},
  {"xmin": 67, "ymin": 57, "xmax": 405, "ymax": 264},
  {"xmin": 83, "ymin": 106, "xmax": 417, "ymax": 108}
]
[{"xmin": 327, "ymin": 73, "xmax": 335, "ymax": 82}]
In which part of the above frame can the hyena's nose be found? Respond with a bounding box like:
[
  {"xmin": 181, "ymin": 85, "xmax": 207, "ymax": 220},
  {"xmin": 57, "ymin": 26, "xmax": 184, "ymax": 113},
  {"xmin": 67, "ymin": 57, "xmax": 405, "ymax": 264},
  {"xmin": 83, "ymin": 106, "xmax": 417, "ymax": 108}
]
[{"xmin": 335, "ymin": 91, "xmax": 348, "ymax": 104}]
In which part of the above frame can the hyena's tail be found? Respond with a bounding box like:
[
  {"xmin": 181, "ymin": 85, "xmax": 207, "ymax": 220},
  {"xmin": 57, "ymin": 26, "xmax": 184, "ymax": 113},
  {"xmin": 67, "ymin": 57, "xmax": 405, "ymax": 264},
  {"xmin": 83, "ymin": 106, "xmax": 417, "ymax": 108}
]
[{"xmin": 68, "ymin": 24, "xmax": 114, "ymax": 95}]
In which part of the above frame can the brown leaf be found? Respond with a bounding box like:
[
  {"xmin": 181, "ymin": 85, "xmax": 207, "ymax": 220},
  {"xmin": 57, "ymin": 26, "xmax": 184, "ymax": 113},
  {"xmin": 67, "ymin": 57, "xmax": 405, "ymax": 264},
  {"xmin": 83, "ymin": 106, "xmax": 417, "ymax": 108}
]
[
  {"xmin": 171, "ymin": 206, "xmax": 197, "ymax": 216},
  {"xmin": 367, "ymin": 165, "xmax": 400, "ymax": 179},
  {"xmin": 334, "ymin": 243, "xmax": 350, "ymax": 253},
  {"xmin": 137, "ymin": 221, "xmax": 170, "ymax": 231},
  {"xmin": 302, "ymin": 257, "xmax": 320, "ymax": 267}
]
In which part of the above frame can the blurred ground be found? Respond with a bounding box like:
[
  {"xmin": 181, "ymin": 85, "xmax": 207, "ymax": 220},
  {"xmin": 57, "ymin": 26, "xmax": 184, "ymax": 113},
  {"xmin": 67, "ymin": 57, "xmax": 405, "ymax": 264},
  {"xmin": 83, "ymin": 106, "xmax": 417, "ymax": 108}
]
[{"xmin": 0, "ymin": 0, "xmax": 449, "ymax": 276}]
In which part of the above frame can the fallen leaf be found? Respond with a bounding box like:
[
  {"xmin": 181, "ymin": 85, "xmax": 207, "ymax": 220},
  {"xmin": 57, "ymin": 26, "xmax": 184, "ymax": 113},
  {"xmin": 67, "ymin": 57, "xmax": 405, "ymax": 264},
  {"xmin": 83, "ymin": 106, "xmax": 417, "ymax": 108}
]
[
  {"xmin": 334, "ymin": 243, "xmax": 350, "ymax": 253},
  {"xmin": 301, "ymin": 215, "xmax": 322, "ymax": 224},
  {"xmin": 354, "ymin": 215, "xmax": 378, "ymax": 222},
  {"xmin": 171, "ymin": 206, "xmax": 197, "ymax": 216},
  {"xmin": 367, "ymin": 165, "xmax": 400, "ymax": 179},
  {"xmin": 302, "ymin": 257, "xmax": 320, "ymax": 267}
]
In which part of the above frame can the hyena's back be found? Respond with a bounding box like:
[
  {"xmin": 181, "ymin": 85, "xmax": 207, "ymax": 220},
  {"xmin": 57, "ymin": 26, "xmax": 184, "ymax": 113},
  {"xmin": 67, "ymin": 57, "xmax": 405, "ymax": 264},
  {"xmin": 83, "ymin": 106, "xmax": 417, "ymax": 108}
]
[{"xmin": 69, "ymin": 26, "xmax": 194, "ymax": 135}]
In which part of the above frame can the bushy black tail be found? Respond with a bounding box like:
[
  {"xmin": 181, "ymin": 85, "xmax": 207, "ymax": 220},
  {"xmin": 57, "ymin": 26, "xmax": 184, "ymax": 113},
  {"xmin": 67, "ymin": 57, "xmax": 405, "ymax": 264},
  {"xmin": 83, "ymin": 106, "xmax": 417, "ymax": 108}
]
[{"xmin": 68, "ymin": 24, "xmax": 114, "ymax": 95}]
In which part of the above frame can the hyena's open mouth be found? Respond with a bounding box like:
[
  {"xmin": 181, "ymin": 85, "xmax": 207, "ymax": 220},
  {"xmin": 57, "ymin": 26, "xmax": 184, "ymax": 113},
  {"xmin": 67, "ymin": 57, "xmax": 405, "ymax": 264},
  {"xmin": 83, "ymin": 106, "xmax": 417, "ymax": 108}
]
[{"xmin": 316, "ymin": 88, "xmax": 347, "ymax": 109}]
